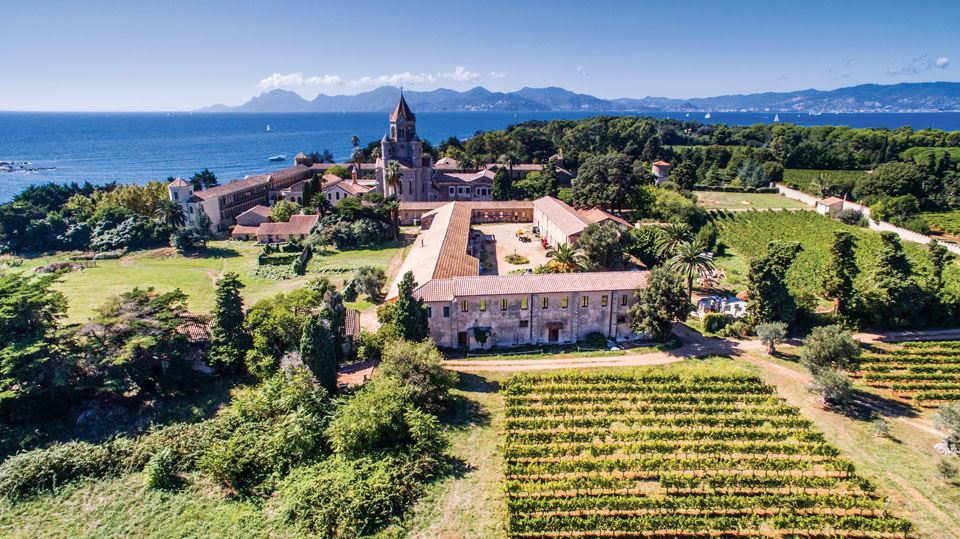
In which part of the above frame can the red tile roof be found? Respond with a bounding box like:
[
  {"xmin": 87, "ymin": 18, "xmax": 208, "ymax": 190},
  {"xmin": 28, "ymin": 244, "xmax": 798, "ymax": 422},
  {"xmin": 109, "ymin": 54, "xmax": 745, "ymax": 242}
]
[
  {"xmin": 168, "ymin": 177, "xmax": 191, "ymax": 188},
  {"xmin": 192, "ymin": 174, "xmax": 270, "ymax": 200},
  {"xmin": 579, "ymin": 208, "xmax": 632, "ymax": 228},
  {"xmin": 256, "ymin": 214, "xmax": 320, "ymax": 237},
  {"xmin": 415, "ymin": 271, "xmax": 650, "ymax": 302},
  {"xmin": 534, "ymin": 196, "xmax": 590, "ymax": 237},
  {"xmin": 653, "ymin": 160, "xmax": 672, "ymax": 166}
]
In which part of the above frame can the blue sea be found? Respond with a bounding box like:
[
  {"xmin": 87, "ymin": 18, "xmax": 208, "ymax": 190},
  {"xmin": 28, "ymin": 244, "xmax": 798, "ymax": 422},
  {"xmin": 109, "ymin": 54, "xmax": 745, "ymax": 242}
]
[{"xmin": 2, "ymin": 110, "xmax": 960, "ymax": 202}]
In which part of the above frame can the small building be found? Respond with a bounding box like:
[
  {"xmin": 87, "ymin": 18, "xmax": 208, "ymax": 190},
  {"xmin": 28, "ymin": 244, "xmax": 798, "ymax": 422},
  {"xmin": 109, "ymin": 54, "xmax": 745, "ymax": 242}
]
[
  {"xmin": 256, "ymin": 214, "xmax": 320, "ymax": 243},
  {"xmin": 697, "ymin": 295, "xmax": 748, "ymax": 318},
  {"xmin": 652, "ymin": 160, "xmax": 672, "ymax": 184},
  {"xmin": 321, "ymin": 174, "xmax": 374, "ymax": 203},
  {"xmin": 231, "ymin": 225, "xmax": 260, "ymax": 240},
  {"xmin": 532, "ymin": 196, "xmax": 630, "ymax": 248},
  {"xmin": 235, "ymin": 205, "xmax": 272, "ymax": 227},
  {"xmin": 414, "ymin": 271, "xmax": 649, "ymax": 350},
  {"xmin": 816, "ymin": 196, "xmax": 846, "ymax": 216}
]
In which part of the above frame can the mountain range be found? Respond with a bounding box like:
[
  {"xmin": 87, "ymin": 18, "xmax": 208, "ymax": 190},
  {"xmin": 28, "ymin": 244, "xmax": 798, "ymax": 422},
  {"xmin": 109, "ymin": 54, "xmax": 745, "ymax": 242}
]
[{"xmin": 197, "ymin": 82, "xmax": 960, "ymax": 114}]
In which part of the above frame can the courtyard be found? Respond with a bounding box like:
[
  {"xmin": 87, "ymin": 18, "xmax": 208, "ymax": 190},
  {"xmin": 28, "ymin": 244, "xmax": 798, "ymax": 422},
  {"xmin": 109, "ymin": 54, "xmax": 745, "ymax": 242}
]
[{"xmin": 475, "ymin": 222, "xmax": 551, "ymax": 275}]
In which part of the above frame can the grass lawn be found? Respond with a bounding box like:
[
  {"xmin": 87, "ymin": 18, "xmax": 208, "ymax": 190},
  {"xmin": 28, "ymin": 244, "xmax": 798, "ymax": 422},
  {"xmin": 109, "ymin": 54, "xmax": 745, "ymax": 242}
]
[
  {"xmin": 19, "ymin": 240, "xmax": 408, "ymax": 323},
  {"xmin": 693, "ymin": 190, "xmax": 807, "ymax": 210}
]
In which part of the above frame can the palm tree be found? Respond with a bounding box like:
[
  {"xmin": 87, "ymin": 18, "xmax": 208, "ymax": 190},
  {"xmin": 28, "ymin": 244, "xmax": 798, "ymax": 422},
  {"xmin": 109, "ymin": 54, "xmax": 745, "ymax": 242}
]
[
  {"xmin": 155, "ymin": 199, "xmax": 186, "ymax": 228},
  {"xmin": 656, "ymin": 222, "xmax": 691, "ymax": 258},
  {"xmin": 497, "ymin": 152, "xmax": 519, "ymax": 177},
  {"xmin": 810, "ymin": 173, "xmax": 830, "ymax": 197},
  {"xmin": 384, "ymin": 160, "xmax": 403, "ymax": 197},
  {"xmin": 351, "ymin": 135, "xmax": 362, "ymax": 179},
  {"xmin": 667, "ymin": 240, "xmax": 716, "ymax": 302},
  {"xmin": 384, "ymin": 198, "xmax": 400, "ymax": 241},
  {"xmin": 546, "ymin": 243, "xmax": 586, "ymax": 273}
]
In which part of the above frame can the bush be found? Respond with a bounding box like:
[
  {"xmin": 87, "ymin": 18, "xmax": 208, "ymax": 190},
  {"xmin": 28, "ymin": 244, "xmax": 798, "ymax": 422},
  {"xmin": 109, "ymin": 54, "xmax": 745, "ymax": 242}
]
[
  {"xmin": 505, "ymin": 253, "xmax": 529, "ymax": 265},
  {"xmin": 755, "ymin": 321, "xmax": 788, "ymax": 354},
  {"xmin": 127, "ymin": 419, "xmax": 233, "ymax": 471},
  {"xmin": 701, "ymin": 313, "xmax": 734, "ymax": 334},
  {"xmin": 0, "ymin": 439, "xmax": 131, "ymax": 501},
  {"xmin": 377, "ymin": 340, "xmax": 458, "ymax": 413},
  {"xmin": 143, "ymin": 448, "xmax": 180, "ymax": 490},
  {"xmin": 275, "ymin": 454, "xmax": 430, "ymax": 538},
  {"xmin": 836, "ymin": 208, "xmax": 867, "ymax": 226},
  {"xmin": 581, "ymin": 332, "xmax": 608, "ymax": 349}
]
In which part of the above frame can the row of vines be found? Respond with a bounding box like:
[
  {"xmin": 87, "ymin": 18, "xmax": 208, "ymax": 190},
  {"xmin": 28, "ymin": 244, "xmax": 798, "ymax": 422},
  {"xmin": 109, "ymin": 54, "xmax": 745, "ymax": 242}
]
[
  {"xmin": 856, "ymin": 341, "xmax": 960, "ymax": 406},
  {"xmin": 502, "ymin": 373, "xmax": 913, "ymax": 538}
]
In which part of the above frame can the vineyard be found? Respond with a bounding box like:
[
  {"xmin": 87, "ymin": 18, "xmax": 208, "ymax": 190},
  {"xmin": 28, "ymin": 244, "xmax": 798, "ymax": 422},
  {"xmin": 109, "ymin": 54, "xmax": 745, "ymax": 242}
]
[
  {"xmin": 856, "ymin": 341, "xmax": 960, "ymax": 407},
  {"xmin": 920, "ymin": 210, "xmax": 960, "ymax": 238},
  {"xmin": 712, "ymin": 210, "xmax": 960, "ymax": 300},
  {"xmin": 503, "ymin": 373, "xmax": 913, "ymax": 538}
]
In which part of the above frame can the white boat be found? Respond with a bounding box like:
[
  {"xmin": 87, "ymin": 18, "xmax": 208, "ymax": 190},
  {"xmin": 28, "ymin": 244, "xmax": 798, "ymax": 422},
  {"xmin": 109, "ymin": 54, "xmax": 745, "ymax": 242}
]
[
  {"xmin": 268, "ymin": 154, "xmax": 286, "ymax": 162},
  {"xmin": 266, "ymin": 124, "xmax": 272, "ymax": 132},
  {"xmin": 773, "ymin": 114, "xmax": 780, "ymax": 122},
  {"xmin": 704, "ymin": 112, "xmax": 711, "ymax": 119}
]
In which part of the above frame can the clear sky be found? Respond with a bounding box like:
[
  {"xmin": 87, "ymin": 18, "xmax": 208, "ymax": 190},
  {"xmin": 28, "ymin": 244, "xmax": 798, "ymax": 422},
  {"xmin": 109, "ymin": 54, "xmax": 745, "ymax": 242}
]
[{"xmin": 2, "ymin": 0, "xmax": 958, "ymax": 111}]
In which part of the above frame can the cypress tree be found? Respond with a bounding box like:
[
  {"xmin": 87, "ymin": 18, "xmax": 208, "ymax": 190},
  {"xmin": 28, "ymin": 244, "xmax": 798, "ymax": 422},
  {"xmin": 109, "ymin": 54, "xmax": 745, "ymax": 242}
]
[
  {"xmin": 821, "ymin": 231, "xmax": 858, "ymax": 321},
  {"xmin": 379, "ymin": 271, "xmax": 430, "ymax": 341},
  {"xmin": 747, "ymin": 241, "xmax": 802, "ymax": 325},
  {"xmin": 208, "ymin": 272, "xmax": 250, "ymax": 372},
  {"xmin": 300, "ymin": 314, "xmax": 337, "ymax": 395}
]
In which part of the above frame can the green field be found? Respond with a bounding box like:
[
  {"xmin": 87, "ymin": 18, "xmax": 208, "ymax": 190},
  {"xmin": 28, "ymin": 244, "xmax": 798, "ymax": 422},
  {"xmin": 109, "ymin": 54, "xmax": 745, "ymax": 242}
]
[
  {"xmin": 920, "ymin": 210, "xmax": 960, "ymax": 239},
  {"xmin": 900, "ymin": 146, "xmax": 960, "ymax": 165},
  {"xmin": 19, "ymin": 240, "xmax": 408, "ymax": 322},
  {"xmin": 694, "ymin": 190, "xmax": 807, "ymax": 210},
  {"xmin": 714, "ymin": 210, "xmax": 960, "ymax": 300},
  {"xmin": 782, "ymin": 168, "xmax": 868, "ymax": 194},
  {"xmin": 503, "ymin": 372, "xmax": 912, "ymax": 538}
]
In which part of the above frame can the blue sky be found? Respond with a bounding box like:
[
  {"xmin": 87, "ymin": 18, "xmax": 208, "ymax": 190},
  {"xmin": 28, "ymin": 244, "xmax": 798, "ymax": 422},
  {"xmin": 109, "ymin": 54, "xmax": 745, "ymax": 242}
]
[{"xmin": 2, "ymin": 0, "xmax": 958, "ymax": 111}]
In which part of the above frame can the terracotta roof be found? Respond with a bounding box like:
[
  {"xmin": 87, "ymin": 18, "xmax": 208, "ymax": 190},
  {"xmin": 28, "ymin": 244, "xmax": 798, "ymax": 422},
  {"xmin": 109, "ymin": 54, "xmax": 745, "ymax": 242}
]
[
  {"xmin": 270, "ymin": 164, "xmax": 315, "ymax": 184},
  {"xmin": 168, "ymin": 177, "xmax": 191, "ymax": 188},
  {"xmin": 345, "ymin": 309, "xmax": 360, "ymax": 337},
  {"xmin": 338, "ymin": 181, "xmax": 373, "ymax": 196},
  {"xmin": 256, "ymin": 214, "xmax": 319, "ymax": 237},
  {"xmin": 415, "ymin": 271, "xmax": 650, "ymax": 302},
  {"xmin": 435, "ymin": 156, "xmax": 460, "ymax": 168},
  {"xmin": 820, "ymin": 196, "xmax": 845, "ymax": 206},
  {"xmin": 434, "ymin": 170, "xmax": 496, "ymax": 184},
  {"xmin": 653, "ymin": 160, "xmax": 672, "ymax": 166},
  {"xmin": 176, "ymin": 314, "xmax": 211, "ymax": 344},
  {"xmin": 192, "ymin": 174, "xmax": 269, "ymax": 200},
  {"xmin": 237, "ymin": 205, "xmax": 272, "ymax": 219},
  {"xmin": 489, "ymin": 163, "xmax": 544, "ymax": 171},
  {"xmin": 390, "ymin": 93, "xmax": 416, "ymax": 122},
  {"xmin": 579, "ymin": 208, "xmax": 632, "ymax": 228},
  {"xmin": 533, "ymin": 196, "xmax": 590, "ymax": 237},
  {"xmin": 231, "ymin": 225, "xmax": 260, "ymax": 236},
  {"xmin": 399, "ymin": 200, "xmax": 534, "ymax": 212}
]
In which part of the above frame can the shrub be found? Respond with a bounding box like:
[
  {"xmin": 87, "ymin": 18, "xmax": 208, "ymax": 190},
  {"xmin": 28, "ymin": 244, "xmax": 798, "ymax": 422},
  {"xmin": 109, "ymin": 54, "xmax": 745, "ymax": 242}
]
[
  {"xmin": 755, "ymin": 321, "xmax": 788, "ymax": 354},
  {"xmin": 872, "ymin": 417, "xmax": 892, "ymax": 439},
  {"xmin": 0, "ymin": 439, "xmax": 131, "ymax": 501},
  {"xmin": 127, "ymin": 418, "xmax": 233, "ymax": 471},
  {"xmin": 504, "ymin": 253, "xmax": 529, "ymax": 265},
  {"xmin": 143, "ymin": 448, "xmax": 180, "ymax": 490},
  {"xmin": 377, "ymin": 340, "xmax": 458, "ymax": 413},
  {"xmin": 836, "ymin": 208, "xmax": 867, "ymax": 226},
  {"xmin": 717, "ymin": 319, "xmax": 752, "ymax": 338},
  {"xmin": 581, "ymin": 332, "xmax": 608, "ymax": 349},
  {"xmin": 274, "ymin": 454, "xmax": 427, "ymax": 538},
  {"xmin": 936, "ymin": 402, "xmax": 960, "ymax": 454},
  {"xmin": 701, "ymin": 313, "xmax": 733, "ymax": 334}
]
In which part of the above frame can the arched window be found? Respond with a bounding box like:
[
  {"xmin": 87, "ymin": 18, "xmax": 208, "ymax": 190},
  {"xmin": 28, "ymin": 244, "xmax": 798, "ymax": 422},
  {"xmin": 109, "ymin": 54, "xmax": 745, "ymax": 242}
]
[{"xmin": 391, "ymin": 126, "xmax": 396, "ymax": 139}]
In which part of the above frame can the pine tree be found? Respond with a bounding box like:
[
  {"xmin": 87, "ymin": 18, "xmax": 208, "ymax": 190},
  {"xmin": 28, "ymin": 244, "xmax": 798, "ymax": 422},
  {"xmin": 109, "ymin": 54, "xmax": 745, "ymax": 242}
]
[
  {"xmin": 821, "ymin": 231, "xmax": 858, "ymax": 321},
  {"xmin": 928, "ymin": 240, "xmax": 948, "ymax": 292},
  {"xmin": 491, "ymin": 167, "xmax": 513, "ymax": 200},
  {"xmin": 208, "ymin": 272, "xmax": 250, "ymax": 372},
  {"xmin": 300, "ymin": 314, "xmax": 337, "ymax": 395}
]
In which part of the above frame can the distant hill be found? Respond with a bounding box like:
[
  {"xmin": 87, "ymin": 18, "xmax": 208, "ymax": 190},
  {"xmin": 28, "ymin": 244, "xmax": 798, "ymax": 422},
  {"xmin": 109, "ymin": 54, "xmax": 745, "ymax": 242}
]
[{"xmin": 196, "ymin": 82, "xmax": 960, "ymax": 113}]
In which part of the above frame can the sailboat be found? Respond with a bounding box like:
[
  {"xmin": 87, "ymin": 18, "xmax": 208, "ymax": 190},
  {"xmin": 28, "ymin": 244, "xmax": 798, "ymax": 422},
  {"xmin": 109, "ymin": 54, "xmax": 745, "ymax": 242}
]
[
  {"xmin": 704, "ymin": 112, "xmax": 711, "ymax": 119},
  {"xmin": 268, "ymin": 154, "xmax": 286, "ymax": 162},
  {"xmin": 773, "ymin": 114, "xmax": 780, "ymax": 122},
  {"xmin": 266, "ymin": 124, "xmax": 272, "ymax": 132}
]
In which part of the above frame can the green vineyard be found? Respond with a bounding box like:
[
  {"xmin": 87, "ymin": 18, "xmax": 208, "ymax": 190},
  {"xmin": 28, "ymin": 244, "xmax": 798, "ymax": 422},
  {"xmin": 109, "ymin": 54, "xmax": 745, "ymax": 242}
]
[
  {"xmin": 857, "ymin": 341, "xmax": 960, "ymax": 407},
  {"xmin": 502, "ymin": 374, "xmax": 913, "ymax": 538}
]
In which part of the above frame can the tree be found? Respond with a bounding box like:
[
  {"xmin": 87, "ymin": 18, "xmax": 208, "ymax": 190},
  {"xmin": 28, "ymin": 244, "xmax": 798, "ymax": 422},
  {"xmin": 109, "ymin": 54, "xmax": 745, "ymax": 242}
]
[
  {"xmin": 572, "ymin": 153, "xmax": 637, "ymax": 211},
  {"xmin": 154, "ymin": 199, "xmax": 186, "ymax": 228},
  {"xmin": 755, "ymin": 322, "xmax": 788, "ymax": 354},
  {"xmin": 628, "ymin": 267, "xmax": 689, "ymax": 341},
  {"xmin": 809, "ymin": 367, "xmax": 853, "ymax": 407},
  {"xmin": 208, "ymin": 272, "xmax": 249, "ymax": 372},
  {"xmin": 670, "ymin": 161, "xmax": 698, "ymax": 189},
  {"xmin": 578, "ymin": 222, "xmax": 629, "ymax": 270},
  {"xmin": 383, "ymin": 160, "xmax": 403, "ymax": 197},
  {"xmin": 491, "ymin": 167, "xmax": 514, "ymax": 200},
  {"xmin": 656, "ymin": 222, "xmax": 692, "ymax": 258},
  {"xmin": 821, "ymin": 231, "xmax": 858, "ymax": 320},
  {"xmin": 353, "ymin": 266, "xmax": 387, "ymax": 303},
  {"xmin": 271, "ymin": 200, "xmax": 301, "ymax": 223},
  {"xmin": 667, "ymin": 240, "xmax": 716, "ymax": 302},
  {"xmin": 545, "ymin": 243, "xmax": 586, "ymax": 273},
  {"xmin": 0, "ymin": 272, "xmax": 71, "ymax": 417},
  {"xmin": 800, "ymin": 325, "xmax": 860, "ymax": 373},
  {"xmin": 189, "ymin": 168, "xmax": 218, "ymax": 190},
  {"xmin": 856, "ymin": 232, "xmax": 928, "ymax": 328},
  {"xmin": 852, "ymin": 162, "xmax": 923, "ymax": 202},
  {"xmin": 351, "ymin": 135, "xmax": 362, "ymax": 174},
  {"xmin": 300, "ymin": 314, "xmax": 337, "ymax": 395},
  {"xmin": 377, "ymin": 339, "xmax": 458, "ymax": 413},
  {"xmin": 737, "ymin": 159, "xmax": 769, "ymax": 188},
  {"xmin": 747, "ymin": 241, "xmax": 802, "ymax": 325},
  {"xmin": 935, "ymin": 402, "xmax": 960, "ymax": 454},
  {"xmin": 377, "ymin": 271, "xmax": 429, "ymax": 341},
  {"xmin": 927, "ymin": 240, "xmax": 949, "ymax": 292}
]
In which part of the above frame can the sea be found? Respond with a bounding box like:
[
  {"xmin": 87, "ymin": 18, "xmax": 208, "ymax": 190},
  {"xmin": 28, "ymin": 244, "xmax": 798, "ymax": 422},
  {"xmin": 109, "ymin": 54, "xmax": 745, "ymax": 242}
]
[{"xmin": 3, "ymin": 110, "xmax": 960, "ymax": 203}]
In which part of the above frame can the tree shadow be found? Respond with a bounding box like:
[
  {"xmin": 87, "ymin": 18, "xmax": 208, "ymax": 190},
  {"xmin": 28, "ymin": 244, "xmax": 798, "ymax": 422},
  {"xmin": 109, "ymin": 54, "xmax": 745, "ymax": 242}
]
[
  {"xmin": 439, "ymin": 373, "xmax": 498, "ymax": 430},
  {"xmin": 842, "ymin": 388, "xmax": 920, "ymax": 422},
  {"xmin": 187, "ymin": 246, "xmax": 241, "ymax": 259}
]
